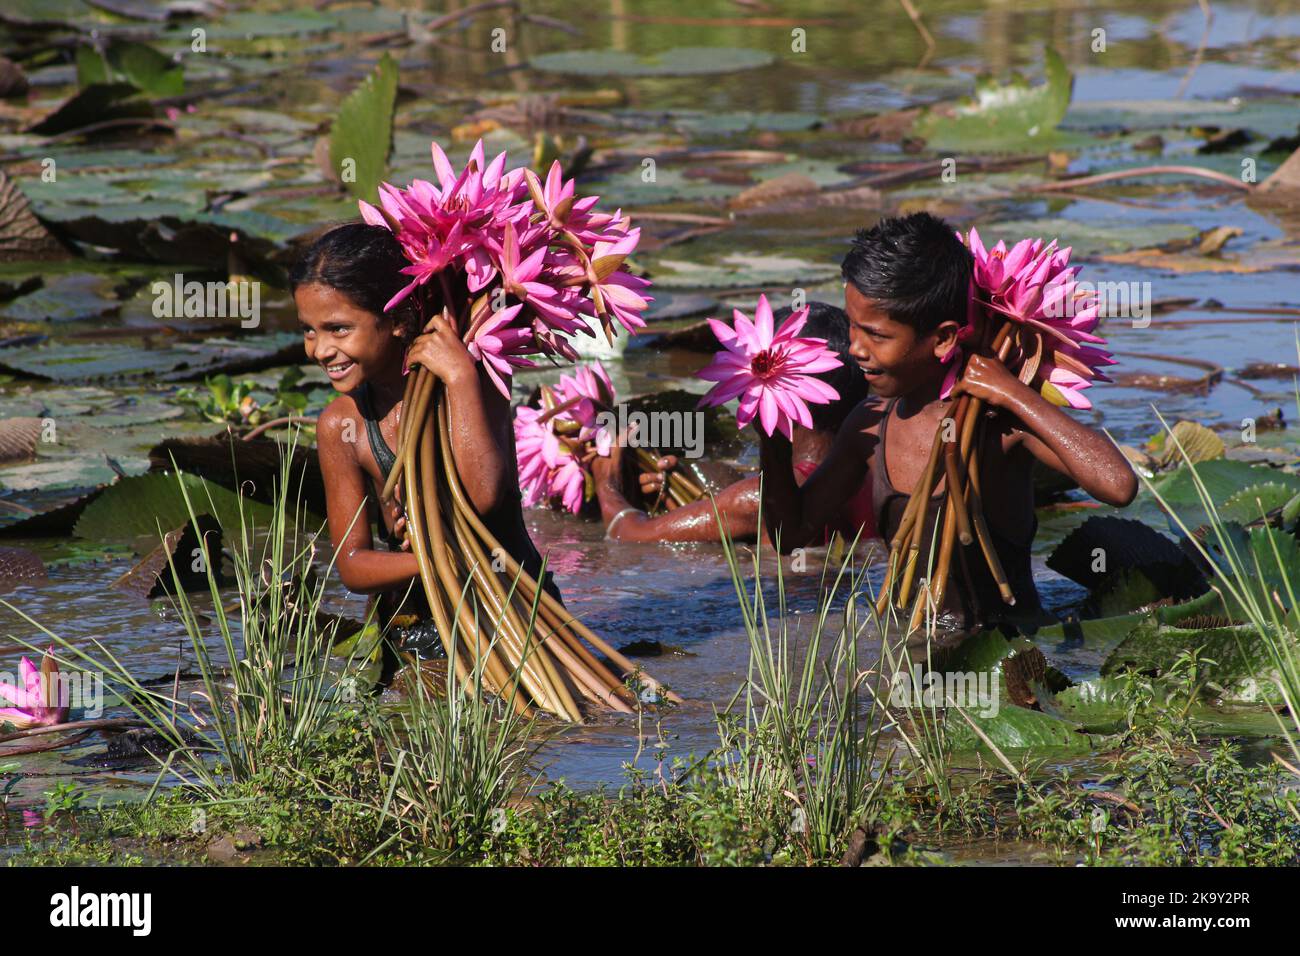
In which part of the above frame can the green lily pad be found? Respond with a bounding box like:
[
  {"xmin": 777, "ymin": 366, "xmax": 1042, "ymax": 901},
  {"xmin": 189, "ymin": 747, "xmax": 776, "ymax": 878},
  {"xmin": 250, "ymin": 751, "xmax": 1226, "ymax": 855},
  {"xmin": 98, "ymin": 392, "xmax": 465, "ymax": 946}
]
[
  {"xmin": 0, "ymin": 274, "xmax": 120, "ymax": 323},
  {"xmin": 77, "ymin": 41, "xmax": 183, "ymax": 98},
  {"xmin": 72, "ymin": 471, "xmax": 279, "ymax": 545},
  {"xmin": 949, "ymin": 702, "xmax": 1096, "ymax": 754},
  {"xmin": 329, "ymin": 53, "xmax": 397, "ymax": 202},
  {"xmin": 0, "ymin": 453, "xmax": 149, "ymax": 494},
  {"xmin": 530, "ymin": 47, "xmax": 774, "ymax": 78},
  {"xmin": 912, "ymin": 47, "xmax": 1082, "ymax": 153},
  {"xmin": 205, "ymin": 10, "xmax": 339, "ymax": 39},
  {"xmin": 973, "ymin": 218, "xmax": 1200, "ymax": 257},
  {"xmin": 0, "ymin": 333, "xmax": 304, "ymax": 384}
]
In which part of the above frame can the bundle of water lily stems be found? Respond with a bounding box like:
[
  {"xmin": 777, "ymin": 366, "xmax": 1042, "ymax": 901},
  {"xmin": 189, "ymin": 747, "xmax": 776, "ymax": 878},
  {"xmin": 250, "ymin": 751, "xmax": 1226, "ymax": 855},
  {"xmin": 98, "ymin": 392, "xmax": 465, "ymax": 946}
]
[
  {"xmin": 875, "ymin": 230, "xmax": 1114, "ymax": 629},
  {"xmin": 360, "ymin": 140, "xmax": 676, "ymax": 720}
]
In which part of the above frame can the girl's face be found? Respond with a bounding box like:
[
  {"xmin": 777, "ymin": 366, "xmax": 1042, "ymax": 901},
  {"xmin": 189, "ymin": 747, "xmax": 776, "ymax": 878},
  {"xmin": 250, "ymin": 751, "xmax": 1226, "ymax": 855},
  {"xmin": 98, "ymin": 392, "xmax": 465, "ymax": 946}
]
[
  {"xmin": 844, "ymin": 283, "xmax": 957, "ymax": 399},
  {"xmin": 296, "ymin": 283, "xmax": 405, "ymax": 393}
]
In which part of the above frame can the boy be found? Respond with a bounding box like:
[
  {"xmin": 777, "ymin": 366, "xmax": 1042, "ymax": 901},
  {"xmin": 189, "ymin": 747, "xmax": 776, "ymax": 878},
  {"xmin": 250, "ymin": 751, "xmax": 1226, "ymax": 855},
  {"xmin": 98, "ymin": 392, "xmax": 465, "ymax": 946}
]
[{"xmin": 759, "ymin": 213, "xmax": 1137, "ymax": 634}]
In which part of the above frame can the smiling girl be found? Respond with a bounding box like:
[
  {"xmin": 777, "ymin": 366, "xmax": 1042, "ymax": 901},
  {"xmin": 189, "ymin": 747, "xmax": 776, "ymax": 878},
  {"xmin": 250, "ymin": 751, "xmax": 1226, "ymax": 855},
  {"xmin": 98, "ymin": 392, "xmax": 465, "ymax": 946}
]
[{"xmin": 290, "ymin": 222, "xmax": 558, "ymax": 660}]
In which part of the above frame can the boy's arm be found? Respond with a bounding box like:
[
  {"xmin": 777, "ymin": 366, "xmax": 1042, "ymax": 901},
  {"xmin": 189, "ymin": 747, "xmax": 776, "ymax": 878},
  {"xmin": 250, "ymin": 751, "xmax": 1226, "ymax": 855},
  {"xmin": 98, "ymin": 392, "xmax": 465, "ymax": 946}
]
[
  {"xmin": 758, "ymin": 400, "xmax": 876, "ymax": 553},
  {"xmin": 406, "ymin": 315, "xmax": 515, "ymax": 517},
  {"xmin": 957, "ymin": 354, "xmax": 1138, "ymax": 506},
  {"xmin": 318, "ymin": 401, "xmax": 421, "ymax": 594}
]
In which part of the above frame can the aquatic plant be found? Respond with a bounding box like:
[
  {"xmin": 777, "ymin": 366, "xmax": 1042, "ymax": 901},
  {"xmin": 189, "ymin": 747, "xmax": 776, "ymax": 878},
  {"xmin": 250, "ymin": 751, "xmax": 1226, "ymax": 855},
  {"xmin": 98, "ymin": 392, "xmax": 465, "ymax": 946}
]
[
  {"xmin": 0, "ymin": 647, "xmax": 67, "ymax": 730},
  {"xmin": 366, "ymin": 140, "xmax": 669, "ymax": 721},
  {"xmin": 4, "ymin": 427, "xmax": 366, "ymax": 793},
  {"xmin": 696, "ymin": 294, "xmax": 843, "ymax": 440},
  {"xmin": 711, "ymin": 513, "xmax": 892, "ymax": 862}
]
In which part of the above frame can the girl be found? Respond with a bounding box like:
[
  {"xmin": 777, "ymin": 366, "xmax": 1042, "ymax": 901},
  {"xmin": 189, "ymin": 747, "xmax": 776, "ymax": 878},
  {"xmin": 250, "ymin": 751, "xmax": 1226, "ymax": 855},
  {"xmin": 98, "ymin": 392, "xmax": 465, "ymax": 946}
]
[{"xmin": 291, "ymin": 222, "xmax": 558, "ymax": 661}]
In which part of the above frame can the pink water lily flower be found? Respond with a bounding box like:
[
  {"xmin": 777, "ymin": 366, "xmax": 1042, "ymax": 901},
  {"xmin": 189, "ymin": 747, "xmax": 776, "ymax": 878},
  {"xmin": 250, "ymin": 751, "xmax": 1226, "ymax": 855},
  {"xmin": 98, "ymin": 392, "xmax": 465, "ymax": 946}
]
[
  {"xmin": 0, "ymin": 647, "xmax": 68, "ymax": 730},
  {"xmin": 962, "ymin": 227, "xmax": 1117, "ymax": 409},
  {"xmin": 696, "ymin": 295, "xmax": 843, "ymax": 440},
  {"xmin": 468, "ymin": 303, "xmax": 536, "ymax": 399}
]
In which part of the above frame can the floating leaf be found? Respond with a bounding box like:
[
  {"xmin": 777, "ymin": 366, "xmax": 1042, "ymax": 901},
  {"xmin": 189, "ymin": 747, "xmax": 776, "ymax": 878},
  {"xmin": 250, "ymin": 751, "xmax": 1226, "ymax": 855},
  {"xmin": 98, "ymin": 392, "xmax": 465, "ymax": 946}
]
[
  {"xmin": 329, "ymin": 53, "xmax": 397, "ymax": 202},
  {"xmin": 912, "ymin": 48, "xmax": 1077, "ymax": 152},
  {"xmin": 72, "ymin": 471, "xmax": 279, "ymax": 546}
]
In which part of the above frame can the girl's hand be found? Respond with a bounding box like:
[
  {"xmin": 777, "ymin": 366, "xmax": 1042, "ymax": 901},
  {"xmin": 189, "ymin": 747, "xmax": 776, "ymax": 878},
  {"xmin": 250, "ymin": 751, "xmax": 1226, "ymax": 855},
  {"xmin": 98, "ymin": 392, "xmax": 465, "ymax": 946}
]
[
  {"xmin": 406, "ymin": 313, "xmax": 475, "ymax": 384},
  {"xmin": 392, "ymin": 513, "xmax": 411, "ymax": 551}
]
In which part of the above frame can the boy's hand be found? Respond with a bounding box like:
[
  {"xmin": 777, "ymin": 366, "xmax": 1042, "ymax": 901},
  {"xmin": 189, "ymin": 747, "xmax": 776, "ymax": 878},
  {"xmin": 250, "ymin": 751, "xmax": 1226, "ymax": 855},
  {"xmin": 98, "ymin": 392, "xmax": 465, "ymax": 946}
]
[
  {"xmin": 407, "ymin": 313, "xmax": 475, "ymax": 384},
  {"xmin": 954, "ymin": 354, "xmax": 1029, "ymax": 409}
]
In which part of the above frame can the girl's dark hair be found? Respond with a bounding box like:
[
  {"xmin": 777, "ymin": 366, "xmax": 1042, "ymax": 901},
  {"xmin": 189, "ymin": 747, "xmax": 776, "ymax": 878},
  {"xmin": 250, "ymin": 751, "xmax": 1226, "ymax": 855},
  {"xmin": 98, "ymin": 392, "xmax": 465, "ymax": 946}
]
[
  {"xmin": 774, "ymin": 301, "xmax": 869, "ymax": 433},
  {"xmin": 840, "ymin": 212, "xmax": 972, "ymax": 335},
  {"xmin": 289, "ymin": 222, "xmax": 427, "ymax": 339}
]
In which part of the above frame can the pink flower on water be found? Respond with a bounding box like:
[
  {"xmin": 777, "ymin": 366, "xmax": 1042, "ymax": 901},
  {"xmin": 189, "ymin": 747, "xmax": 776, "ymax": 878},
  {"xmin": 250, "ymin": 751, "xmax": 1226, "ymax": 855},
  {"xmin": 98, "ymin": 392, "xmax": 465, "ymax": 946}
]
[
  {"xmin": 696, "ymin": 294, "xmax": 843, "ymax": 440},
  {"xmin": 0, "ymin": 648, "xmax": 67, "ymax": 730}
]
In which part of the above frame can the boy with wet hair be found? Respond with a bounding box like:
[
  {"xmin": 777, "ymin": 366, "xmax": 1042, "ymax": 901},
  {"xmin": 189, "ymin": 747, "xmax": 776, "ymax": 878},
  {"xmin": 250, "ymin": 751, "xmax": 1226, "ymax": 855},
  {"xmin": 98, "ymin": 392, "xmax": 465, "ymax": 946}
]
[{"xmin": 760, "ymin": 212, "xmax": 1136, "ymax": 634}]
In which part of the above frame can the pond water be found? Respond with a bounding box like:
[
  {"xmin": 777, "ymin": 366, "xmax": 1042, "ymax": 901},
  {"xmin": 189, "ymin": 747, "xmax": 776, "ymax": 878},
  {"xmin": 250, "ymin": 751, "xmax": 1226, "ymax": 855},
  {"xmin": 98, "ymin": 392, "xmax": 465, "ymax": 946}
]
[{"xmin": 0, "ymin": 0, "xmax": 1298, "ymax": 841}]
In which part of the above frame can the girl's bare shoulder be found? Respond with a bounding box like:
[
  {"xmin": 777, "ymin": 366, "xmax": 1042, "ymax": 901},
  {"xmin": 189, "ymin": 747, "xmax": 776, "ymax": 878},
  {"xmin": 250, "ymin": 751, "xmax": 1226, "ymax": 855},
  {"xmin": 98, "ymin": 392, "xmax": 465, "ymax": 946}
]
[{"xmin": 316, "ymin": 393, "xmax": 362, "ymax": 452}]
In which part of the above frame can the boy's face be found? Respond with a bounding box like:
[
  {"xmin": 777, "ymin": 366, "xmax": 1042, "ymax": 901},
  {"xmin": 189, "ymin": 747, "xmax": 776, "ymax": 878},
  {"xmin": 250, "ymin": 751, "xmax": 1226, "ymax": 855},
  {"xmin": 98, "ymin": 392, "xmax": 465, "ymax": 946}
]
[
  {"xmin": 296, "ymin": 283, "xmax": 405, "ymax": 393},
  {"xmin": 844, "ymin": 283, "xmax": 959, "ymax": 399}
]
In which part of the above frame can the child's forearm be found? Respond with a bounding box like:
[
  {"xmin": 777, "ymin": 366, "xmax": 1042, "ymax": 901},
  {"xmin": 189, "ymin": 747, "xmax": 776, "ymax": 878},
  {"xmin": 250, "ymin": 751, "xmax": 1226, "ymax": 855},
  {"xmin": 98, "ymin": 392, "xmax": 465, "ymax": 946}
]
[
  {"xmin": 1000, "ymin": 385, "xmax": 1137, "ymax": 506},
  {"xmin": 442, "ymin": 365, "xmax": 513, "ymax": 515},
  {"xmin": 337, "ymin": 546, "xmax": 421, "ymax": 595}
]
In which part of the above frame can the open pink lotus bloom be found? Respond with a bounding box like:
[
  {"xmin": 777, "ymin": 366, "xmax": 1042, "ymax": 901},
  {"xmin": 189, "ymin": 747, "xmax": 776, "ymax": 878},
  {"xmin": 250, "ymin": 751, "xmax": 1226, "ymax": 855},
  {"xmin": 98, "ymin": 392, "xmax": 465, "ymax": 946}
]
[
  {"xmin": 0, "ymin": 647, "xmax": 68, "ymax": 730},
  {"xmin": 696, "ymin": 295, "xmax": 843, "ymax": 440},
  {"xmin": 962, "ymin": 227, "xmax": 1116, "ymax": 409}
]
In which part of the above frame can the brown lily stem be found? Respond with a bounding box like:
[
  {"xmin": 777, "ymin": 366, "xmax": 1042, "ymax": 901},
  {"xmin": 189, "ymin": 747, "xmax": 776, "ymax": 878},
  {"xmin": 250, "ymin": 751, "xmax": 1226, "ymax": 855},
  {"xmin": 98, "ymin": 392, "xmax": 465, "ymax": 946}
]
[
  {"xmin": 0, "ymin": 717, "xmax": 145, "ymax": 744},
  {"xmin": 382, "ymin": 366, "xmax": 425, "ymax": 504},
  {"xmin": 437, "ymin": 404, "xmax": 581, "ymax": 720},
  {"xmin": 967, "ymin": 442, "xmax": 1015, "ymax": 605},
  {"xmin": 944, "ymin": 396, "xmax": 974, "ymax": 546},
  {"xmin": 892, "ymin": 413, "xmax": 950, "ymax": 610},
  {"xmin": 913, "ymin": 481, "xmax": 959, "ymax": 632},
  {"xmin": 446, "ymin": 473, "xmax": 577, "ymax": 721},
  {"xmin": 403, "ymin": 394, "xmax": 473, "ymax": 692},
  {"xmin": 445, "ymin": 472, "xmax": 679, "ymax": 702},
  {"xmin": 241, "ymin": 416, "xmax": 317, "ymax": 441},
  {"xmin": 532, "ymin": 597, "xmax": 637, "ymax": 708},
  {"xmin": 419, "ymin": 413, "xmax": 520, "ymax": 706}
]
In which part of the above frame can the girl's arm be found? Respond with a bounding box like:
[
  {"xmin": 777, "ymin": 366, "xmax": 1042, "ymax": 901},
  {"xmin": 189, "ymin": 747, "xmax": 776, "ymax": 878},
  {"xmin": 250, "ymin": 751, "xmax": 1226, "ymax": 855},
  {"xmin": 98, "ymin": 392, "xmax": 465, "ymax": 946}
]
[
  {"xmin": 405, "ymin": 315, "xmax": 515, "ymax": 517},
  {"xmin": 956, "ymin": 354, "xmax": 1138, "ymax": 507},
  {"xmin": 592, "ymin": 448, "xmax": 762, "ymax": 543},
  {"xmin": 318, "ymin": 399, "xmax": 421, "ymax": 593}
]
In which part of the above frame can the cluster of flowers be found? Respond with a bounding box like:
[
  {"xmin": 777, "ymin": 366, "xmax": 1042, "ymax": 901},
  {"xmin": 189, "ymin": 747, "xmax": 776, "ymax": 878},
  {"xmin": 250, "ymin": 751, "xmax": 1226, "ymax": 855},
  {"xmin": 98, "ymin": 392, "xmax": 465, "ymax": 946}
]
[
  {"xmin": 696, "ymin": 294, "xmax": 844, "ymax": 439},
  {"xmin": 360, "ymin": 140, "xmax": 652, "ymax": 398},
  {"xmin": 515, "ymin": 362, "xmax": 616, "ymax": 514},
  {"xmin": 948, "ymin": 228, "xmax": 1116, "ymax": 409}
]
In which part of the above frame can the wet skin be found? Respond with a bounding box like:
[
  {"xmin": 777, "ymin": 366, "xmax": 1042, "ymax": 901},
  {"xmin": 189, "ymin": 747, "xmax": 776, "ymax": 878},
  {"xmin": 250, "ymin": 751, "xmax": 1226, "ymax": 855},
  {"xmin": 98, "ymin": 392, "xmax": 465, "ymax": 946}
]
[
  {"xmin": 759, "ymin": 283, "xmax": 1137, "ymax": 576},
  {"xmin": 591, "ymin": 428, "xmax": 845, "ymax": 544},
  {"xmin": 298, "ymin": 283, "xmax": 535, "ymax": 596}
]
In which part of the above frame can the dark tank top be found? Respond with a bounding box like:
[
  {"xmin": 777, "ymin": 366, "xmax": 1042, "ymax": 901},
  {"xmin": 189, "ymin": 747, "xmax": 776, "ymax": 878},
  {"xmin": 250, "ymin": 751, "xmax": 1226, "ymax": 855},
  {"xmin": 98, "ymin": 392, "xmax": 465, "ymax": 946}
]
[{"xmin": 872, "ymin": 398, "xmax": 1041, "ymax": 631}]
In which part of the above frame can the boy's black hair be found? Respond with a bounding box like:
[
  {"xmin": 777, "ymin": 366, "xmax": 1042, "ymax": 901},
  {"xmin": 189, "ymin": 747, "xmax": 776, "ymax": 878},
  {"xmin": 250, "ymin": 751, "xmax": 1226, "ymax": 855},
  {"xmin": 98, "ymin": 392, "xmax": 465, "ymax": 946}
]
[
  {"xmin": 289, "ymin": 222, "xmax": 427, "ymax": 339},
  {"xmin": 840, "ymin": 212, "xmax": 972, "ymax": 334},
  {"xmin": 774, "ymin": 301, "xmax": 869, "ymax": 433}
]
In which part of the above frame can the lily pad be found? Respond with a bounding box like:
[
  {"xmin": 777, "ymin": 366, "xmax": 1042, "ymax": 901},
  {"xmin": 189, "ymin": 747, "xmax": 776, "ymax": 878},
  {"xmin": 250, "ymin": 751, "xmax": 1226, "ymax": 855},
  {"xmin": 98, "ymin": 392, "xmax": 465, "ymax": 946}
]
[
  {"xmin": 529, "ymin": 47, "xmax": 774, "ymax": 78},
  {"xmin": 647, "ymin": 253, "xmax": 839, "ymax": 290},
  {"xmin": 0, "ymin": 274, "xmax": 120, "ymax": 323},
  {"xmin": 0, "ymin": 333, "xmax": 304, "ymax": 384},
  {"xmin": 329, "ymin": 53, "xmax": 397, "ymax": 202},
  {"xmin": 912, "ymin": 48, "xmax": 1080, "ymax": 153},
  {"xmin": 72, "ymin": 471, "xmax": 278, "ymax": 546}
]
